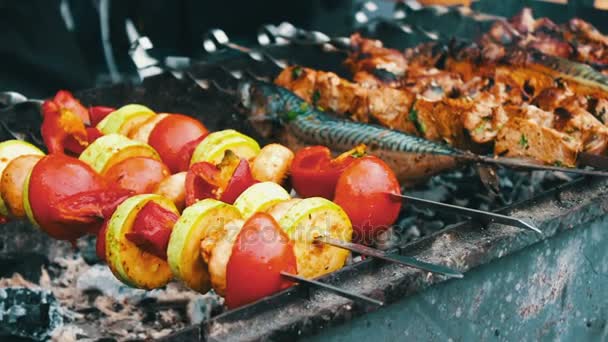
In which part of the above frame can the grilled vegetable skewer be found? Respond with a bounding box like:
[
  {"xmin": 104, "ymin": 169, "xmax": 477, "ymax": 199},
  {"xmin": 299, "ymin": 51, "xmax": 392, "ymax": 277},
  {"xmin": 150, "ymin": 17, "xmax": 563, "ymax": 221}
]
[{"xmin": 3, "ymin": 89, "xmax": 555, "ymax": 308}]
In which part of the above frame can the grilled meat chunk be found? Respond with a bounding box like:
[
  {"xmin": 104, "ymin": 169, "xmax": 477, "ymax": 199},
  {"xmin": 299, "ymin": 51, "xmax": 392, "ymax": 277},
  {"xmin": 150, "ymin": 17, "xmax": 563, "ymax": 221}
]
[
  {"xmin": 276, "ymin": 66, "xmax": 418, "ymax": 134},
  {"xmin": 495, "ymin": 117, "xmax": 581, "ymax": 167}
]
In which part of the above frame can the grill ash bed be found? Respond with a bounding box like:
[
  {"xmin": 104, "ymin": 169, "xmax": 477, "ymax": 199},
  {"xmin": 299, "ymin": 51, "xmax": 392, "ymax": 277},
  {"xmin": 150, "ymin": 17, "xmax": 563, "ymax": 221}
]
[{"xmin": 1, "ymin": 1, "xmax": 608, "ymax": 341}]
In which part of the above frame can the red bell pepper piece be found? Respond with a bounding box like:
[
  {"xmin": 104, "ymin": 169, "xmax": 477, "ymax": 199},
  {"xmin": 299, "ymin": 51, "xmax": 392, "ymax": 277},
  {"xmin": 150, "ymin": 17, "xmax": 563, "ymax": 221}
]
[
  {"xmin": 185, "ymin": 157, "xmax": 257, "ymax": 206},
  {"xmin": 290, "ymin": 145, "xmax": 365, "ymax": 199},
  {"xmin": 88, "ymin": 106, "xmax": 115, "ymax": 126},
  {"xmin": 96, "ymin": 220, "xmax": 110, "ymax": 262},
  {"xmin": 220, "ymin": 159, "xmax": 257, "ymax": 204},
  {"xmin": 0, "ymin": 215, "xmax": 9, "ymax": 225},
  {"xmin": 48, "ymin": 188, "xmax": 134, "ymax": 226},
  {"xmin": 125, "ymin": 202, "xmax": 179, "ymax": 260},
  {"xmin": 52, "ymin": 90, "xmax": 90, "ymax": 125},
  {"xmin": 64, "ymin": 127, "xmax": 103, "ymax": 155},
  {"xmin": 41, "ymin": 100, "xmax": 89, "ymax": 154},
  {"xmin": 185, "ymin": 162, "xmax": 221, "ymax": 206}
]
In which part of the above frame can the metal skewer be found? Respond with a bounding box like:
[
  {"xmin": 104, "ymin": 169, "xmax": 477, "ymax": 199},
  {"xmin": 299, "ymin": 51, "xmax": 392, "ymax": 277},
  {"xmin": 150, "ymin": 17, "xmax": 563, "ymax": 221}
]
[
  {"xmin": 199, "ymin": 35, "xmax": 608, "ymax": 177},
  {"xmin": 316, "ymin": 236, "xmax": 463, "ymax": 278},
  {"xmin": 386, "ymin": 192, "xmax": 542, "ymax": 234},
  {"xmin": 280, "ymin": 272, "xmax": 384, "ymax": 307}
]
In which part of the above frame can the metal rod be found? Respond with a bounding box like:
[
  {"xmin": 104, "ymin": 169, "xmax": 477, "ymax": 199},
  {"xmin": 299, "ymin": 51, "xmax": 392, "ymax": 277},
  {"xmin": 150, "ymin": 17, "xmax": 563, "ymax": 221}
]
[
  {"xmin": 387, "ymin": 193, "xmax": 542, "ymax": 234},
  {"xmin": 201, "ymin": 30, "xmax": 608, "ymax": 178},
  {"xmin": 280, "ymin": 272, "xmax": 384, "ymax": 307},
  {"xmin": 472, "ymin": 155, "xmax": 608, "ymax": 177},
  {"xmin": 316, "ymin": 236, "xmax": 463, "ymax": 279}
]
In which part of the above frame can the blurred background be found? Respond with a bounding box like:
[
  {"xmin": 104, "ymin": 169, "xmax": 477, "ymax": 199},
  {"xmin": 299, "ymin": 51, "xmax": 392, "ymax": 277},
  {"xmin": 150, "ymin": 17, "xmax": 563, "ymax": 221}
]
[
  {"xmin": 0, "ymin": 0, "xmax": 361, "ymax": 98},
  {"xmin": 2, "ymin": 0, "xmax": 607, "ymax": 98}
]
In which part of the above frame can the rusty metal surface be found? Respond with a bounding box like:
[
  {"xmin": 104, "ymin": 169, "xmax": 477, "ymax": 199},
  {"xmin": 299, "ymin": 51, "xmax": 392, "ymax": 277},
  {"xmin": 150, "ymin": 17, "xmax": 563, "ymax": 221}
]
[{"xmin": 304, "ymin": 212, "xmax": 608, "ymax": 341}]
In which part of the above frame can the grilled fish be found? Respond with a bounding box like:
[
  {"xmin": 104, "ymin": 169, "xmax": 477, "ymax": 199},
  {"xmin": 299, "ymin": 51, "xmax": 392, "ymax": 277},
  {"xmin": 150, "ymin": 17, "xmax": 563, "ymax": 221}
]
[
  {"xmin": 238, "ymin": 78, "xmax": 458, "ymax": 184},
  {"xmin": 233, "ymin": 77, "xmax": 608, "ymax": 183}
]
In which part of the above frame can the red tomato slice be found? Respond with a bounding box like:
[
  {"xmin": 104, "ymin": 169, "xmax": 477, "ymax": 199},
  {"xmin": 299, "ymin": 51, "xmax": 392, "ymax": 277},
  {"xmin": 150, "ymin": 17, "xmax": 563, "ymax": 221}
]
[
  {"xmin": 291, "ymin": 146, "xmax": 360, "ymax": 199},
  {"xmin": 225, "ymin": 213, "xmax": 297, "ymax": 309},
  {"xmin": 41, "ymin": 100, "xmax": 88, "ymax": 154},
  {"xmin": 64, "ymin": 127, "xmax": 103, "ymax": 155},
  {"xmin": 52, "ymin": 90, "xmax": 90, "ymax": 125},
  {"xmin": 88, "ymin": 106, "xmax": 115, "ymax": 126},
  {"xmin": 28, "ymin": 154, "xmax": 106, "ymax": 242},
  {"xmin": 219, "ymin": 159, "xmax": 257, "ymax": 204},
  {"xmin": 48, "ymin": 188, "xmax": 134, "ymax": 225},
  {"xmin": 125, "ymin": 201, "xmax": 179, "ymax": 260},
  {"xmin": 104, "ymin": 157, "xmax": 171, "ymax": 194},
  {"xmin": 96, "ymin": 220, "xmax": 110, "ymax": 262},
  {"xmin": 148, "ymin": 114, "xmax": 209, "ymax": 173},
  {"xmin": 334, "ymin": 156, "xmax": 402, "ymax": 243}
]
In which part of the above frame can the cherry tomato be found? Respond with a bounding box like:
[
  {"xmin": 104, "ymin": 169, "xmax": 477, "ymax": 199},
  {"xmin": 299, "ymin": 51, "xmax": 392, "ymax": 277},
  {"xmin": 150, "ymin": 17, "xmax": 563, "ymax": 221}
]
[
  {"xmin": 290, "ymin": 146, "xmax": 357, "ymax": 199},
  {"xmin": 28, "ymin": 154, "xmax": 105, "ymax": 242},
  {"xmin": 104, "ymin": 157, "xmax": 170, "ymax": 194},
  {"xmin": 96, "ymin": 220, "xmax": 110, "ymax": 262},
  {"xmin": 89, "ymin": 106, "xmax": 115, "ymax": 126},
  {"xmin": 334, "ymin": 156, "xmax": 402, "ymax": 243},
  {"xmin": 148, "ymin": 114, "xmax": 209, "ymax": 173},
  {"xmin": 125, "ymin": 202, "xmax": 179, "ymax": 260},
  {"xmin": 225, "ymin": 213, "xmax": 297, "ymax": 309}
]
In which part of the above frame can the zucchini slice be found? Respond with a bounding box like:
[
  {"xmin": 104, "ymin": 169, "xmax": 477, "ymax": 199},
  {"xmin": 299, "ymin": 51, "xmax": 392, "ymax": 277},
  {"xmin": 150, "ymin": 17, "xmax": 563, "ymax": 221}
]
[
  {"xmin": 167, "ymin": 199, "xmax": 242, "ymax": 293},
  {"xmin": 190, "ymin": 129, "xmax": 260, "ymax": 165},
  {"xmin": 233, "ymin": 182, "xmax": 291, "ymax": 219},
  {"xmin": 96, "ymin": 104, "xmax": 156, "ymax": 135},
  {"xmin": 106, "ymin": 194, "xmax": 178, "ymax": 289},
  {"xmin": 277, "ymin": 197, "xmax": 353, "ymax": 279},
  {"xmin": 79, "ymin": 134, "xmax": 160, "ymax": 174}
]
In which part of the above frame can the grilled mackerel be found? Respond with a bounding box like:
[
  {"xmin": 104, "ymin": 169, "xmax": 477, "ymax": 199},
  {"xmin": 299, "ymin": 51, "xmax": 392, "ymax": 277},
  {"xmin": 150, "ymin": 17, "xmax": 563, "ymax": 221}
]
[{"xmin": 238, "ymin": 79, "xmax": 458, "ymax": 184}]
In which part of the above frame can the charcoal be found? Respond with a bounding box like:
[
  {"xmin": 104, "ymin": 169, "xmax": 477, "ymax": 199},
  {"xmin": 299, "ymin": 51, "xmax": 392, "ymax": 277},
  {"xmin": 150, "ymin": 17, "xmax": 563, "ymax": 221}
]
[
  {"xmin": 0, "ymin": 287, "xmax": 63, "ymax": 341},
  {"xmin": 76, "ymin": 265, "xmax": 148, "ymax": 303},
  {"xmin": 77, "ymin": 235, "xmax": 100, "ymax": 265},
  {"xmin": 0, "ymin": 253, "xmax": 48, "ymax": 283},
  {"xmin": 186, "ymin": 296, "xmax": 219, "ymax": 325}
]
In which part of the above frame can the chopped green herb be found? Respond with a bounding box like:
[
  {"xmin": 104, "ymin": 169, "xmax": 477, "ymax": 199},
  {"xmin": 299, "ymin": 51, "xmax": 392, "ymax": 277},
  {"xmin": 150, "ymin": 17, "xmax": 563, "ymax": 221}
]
[
  {"xmin": 519, "ymin": 134, "xmax": 529, "ymax": 148},
  {"xmin": 408, "ymin": 108, "xmax": 426, "ymax": 134},
  {"xmin": 473, "ymin": 123, "xmax": 487, "ymax": 134},
  {"xmin": 299, "ymin": 102, "xmax": 309, "ymax": 112},
  {"xmin": 312, "ymin": 90, "xmax": 321, "ymax": 107},
  {"xmin": 553, "ymin": 160, "xmax": 563, "ymax": 167},
  {"xmin": 291, "ymin": 66, "xmax": 303, "ymax": 80},
  {"xmin": 285, "ymin": 110, "xmax": 299, "ymax": 121}
]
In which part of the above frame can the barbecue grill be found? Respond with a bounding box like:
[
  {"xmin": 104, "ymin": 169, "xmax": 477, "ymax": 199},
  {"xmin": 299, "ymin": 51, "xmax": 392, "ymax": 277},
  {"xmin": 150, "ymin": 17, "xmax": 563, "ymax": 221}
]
[{"xmin": 1, "ymin": 1, "xmax": 607, "ymax": 341}]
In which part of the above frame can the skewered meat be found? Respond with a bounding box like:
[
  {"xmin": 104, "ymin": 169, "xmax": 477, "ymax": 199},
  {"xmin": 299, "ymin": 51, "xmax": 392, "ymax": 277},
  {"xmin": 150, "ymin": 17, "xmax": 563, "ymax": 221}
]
[{"xmin": 275, "ymin": 66, "xmax": 418, "ymax": 133}]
